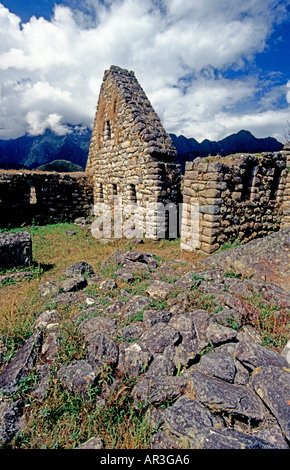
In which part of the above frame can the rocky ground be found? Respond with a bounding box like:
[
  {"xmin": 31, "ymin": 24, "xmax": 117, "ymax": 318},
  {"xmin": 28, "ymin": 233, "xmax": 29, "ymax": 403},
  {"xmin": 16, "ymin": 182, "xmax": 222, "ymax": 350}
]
[{"xmin": 0, "ymin": 229, "xmax": 289, "ymax": 449}]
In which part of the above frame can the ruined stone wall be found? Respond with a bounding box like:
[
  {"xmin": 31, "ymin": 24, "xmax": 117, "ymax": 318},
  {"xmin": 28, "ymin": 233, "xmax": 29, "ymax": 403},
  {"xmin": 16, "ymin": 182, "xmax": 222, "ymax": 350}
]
[
  {"xmin": 0, "ymin": 171, "xmax": 93, "ymax": 228},
  {"xmin": 181, "ymin": 149, "xmax": 290, "ymax": 254},
  {"xmin": 86, "ymin": 66, "xmax": 181, "ymax": 238}
]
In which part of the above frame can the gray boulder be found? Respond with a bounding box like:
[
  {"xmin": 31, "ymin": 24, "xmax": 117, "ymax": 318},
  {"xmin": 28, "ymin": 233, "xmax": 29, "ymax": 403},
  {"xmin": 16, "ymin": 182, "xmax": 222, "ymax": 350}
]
[
  {"xmin": 0, "ymin": 330, "xmax": 42, "ymax": 394},
  {"xmin": 236, "ymin": 340, "xmax": 289, "ymax": 370},
  {"xmin": 139, "ymin": 323, "xmax": 181, "ymax": 355},
  {"xmin": 0, "ymin": 231, "xmax": 32, "ymax": 269},
  {"xmin": 117, "ymin": 342, "xmax": 152, "ymax": 376},
  {"xmin": 57, "ymin": 360, "xmax": 99, "ymax": 394},
  {"xmin": 252, "ymin": 366, "xmax": 290, "ymax": 441},
  {"xmin": 186, "ymin": 369, "xmax": 266, "ymax": 421},
  {"xmin": 65, "ymin": 261, "xmax": 94, "ymax": 277}
]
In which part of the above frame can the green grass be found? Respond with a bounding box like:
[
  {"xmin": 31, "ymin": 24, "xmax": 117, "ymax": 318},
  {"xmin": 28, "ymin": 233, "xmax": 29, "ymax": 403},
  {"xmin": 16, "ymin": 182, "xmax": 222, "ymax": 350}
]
[{"xmin": 1, "ymin": 221, "xmax": 288, "ymax": 449}]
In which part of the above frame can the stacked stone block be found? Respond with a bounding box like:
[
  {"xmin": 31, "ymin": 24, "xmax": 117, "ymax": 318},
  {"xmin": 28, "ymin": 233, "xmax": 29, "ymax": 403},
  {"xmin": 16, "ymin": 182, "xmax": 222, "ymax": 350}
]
[
  {"xmin": 0, "ymin": 171, "xmax": 93, "ymax": 228},
  {"xmin": 280, "ymin": 142, "xmax": 290, "ymax": 230},
  {"xmin": 86, "ymin": 66, "xmax": 182, "ymax": 239},
  {"xmin": 181, "ymin": 150, "xmax": 289, "ymax": 254}
]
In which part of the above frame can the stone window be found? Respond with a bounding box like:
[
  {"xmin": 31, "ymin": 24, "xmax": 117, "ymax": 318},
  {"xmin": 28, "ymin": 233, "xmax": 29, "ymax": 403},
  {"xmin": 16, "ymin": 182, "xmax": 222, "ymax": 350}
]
[
  {"xmin": 241, "ymin": 164, "xmax": 256, "ymax": 201},
  {"xmin": 270, "ymin": 167, "xmax": 282, "ymax": 200},
  {"xmin": 128, "ymin": 184, "xmax": 137, "ymax": 203},
  {"xmin": 112, "ymin": 183, "xmax": 118, "ymax": 196},
  {"xmin": 104, "ymin": 120, "xmax": 111, "ymax": 140},
  {"xmin": 29, "ymin": 186, "xmax": 37, "ymax": 204},
  {"xmin": 97, "ymin": 182, "xmax": 104, "ymax": 201}
]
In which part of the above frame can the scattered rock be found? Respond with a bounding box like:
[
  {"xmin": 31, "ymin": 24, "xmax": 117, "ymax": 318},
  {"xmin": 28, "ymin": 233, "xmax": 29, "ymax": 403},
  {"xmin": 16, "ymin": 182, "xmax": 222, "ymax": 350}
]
[
  {"xmin": 252, "ymin": 366, "xmax": 290, "ymax": 441},
  {"xmin": 0, "ymin": 272, "xmax": 33, "ymax": 284},
  {"xmin": 281, "ymin": 340, "xmax": 290, "ymax": 366},
  {"xmin": 34, "ymin": 310, "xmax": 61, "ymax": 330},
  {"xmin": 0, "ymin": 330, "xmax": 42, "ymax": 394},
  {"xmin": 38, "ymin": 281, "xmax": 58, "ymax": 298},
  {"xmin": 117, "ymin": 342, "xmax": 152, "ymax": 376},
  {"xmin": 78, "ymin": 316, "xmax": 118, "ymax": 340},
  {"xmin": 86, "ymin": 333, "xmax": 119, "ymax": 367},
  {"xmin": 132, "ymin": 375, "xmax": 187, "ymax": 406},
  {"xmin": 139, "ymin": 323, "xmax": 181, "ymax": 355},
  {"xmin": 235, "ymin": 340, "xmax": 289, "ymax": 370},
  {"xmin": 54, "ymin": 292, "xmax": 78, "ymax": 305},
  {"xmin": 123, "ymin": 295, "xmax": 151, "ymax": 317},
  {"xmin": 143, "ymin": 310, "xmax": 172, "ymax": 328},
  {"xmin": 99, "ymin": 279, "xmax": 117, "ymax": 291},
  {"xmin": 146, "ymin": 280, "xmax": 172, "ymax": 299},
  {"xmin": 117, "ymin": 323, "xmax": 144, "ymax": 340},
  {"xmin": 186, "ymin": 369, "xmax": 266, "ymax": 421},
  {"xmin": 59, "ymin": 276, "xmax": 87, "ymax": 293},
  {"xmin": 66, "ymin": 230, "xmax": 76, "ymax": 236},
  {"xmin": 205, "ymin": 321, "xmax": 237, "ymax": 345},
  {"xmin": 76, "ymin": 436, "xmax": 104, "ymax": 449},
  {"xmin": 0, "ymin": 398, "xmax": 25, "ymax": 445},
  {"xmin": 65, "ymin": 261, "xmax": 94, "ymax": 277},
  {"xmin": 57, "ymin": 360, "xmax": 99, "ymax": 394},
  {"xmin": 195, "ymin": 427, "xmax": 277, "ymax": 449},
  {"xmin": 115, "ymin": 268, "xmax": 134, "ymax": 282},
  {"xmin": 0, "ymin": 231, "xmax": 32, "ymax": 269}
]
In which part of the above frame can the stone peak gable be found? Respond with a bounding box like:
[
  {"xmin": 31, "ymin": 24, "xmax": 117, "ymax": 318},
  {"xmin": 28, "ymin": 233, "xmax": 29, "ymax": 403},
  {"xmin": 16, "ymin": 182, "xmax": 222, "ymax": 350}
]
[{"xmin": 88, "ymin": 65, "xmax": 176, "ymax": 165}]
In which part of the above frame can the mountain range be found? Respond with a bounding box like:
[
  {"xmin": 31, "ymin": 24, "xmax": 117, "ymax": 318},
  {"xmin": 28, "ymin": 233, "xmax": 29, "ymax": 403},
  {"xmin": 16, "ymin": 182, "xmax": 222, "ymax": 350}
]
[
  {"xmin": 0, "ymin": 126, "xmax": 283, "ymax": 173},
  {"xmin": 169, "ymin": 130, "xmax": 284, "ymax": 172}
]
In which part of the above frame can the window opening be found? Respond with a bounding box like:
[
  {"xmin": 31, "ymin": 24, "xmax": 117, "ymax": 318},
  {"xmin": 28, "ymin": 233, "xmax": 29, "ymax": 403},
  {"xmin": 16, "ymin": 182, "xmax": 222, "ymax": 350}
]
[
  {"xmin": 128, "ymin": 184, "xmax": 137, "ymax": 203},
  {"xmin": 241, "ymin": 164, "xmax": 256, "ymax": 201},
  {"xmin": 270, "ymin": 167, "xmax": 282, "ymax": 200},
  {"xmin": 112, "ymin": 184, "xmax": 118, "ymax": 196},
  {"xmin": 104, "ymin": 120, "xmax": 111, "ymax": 140},
  {"xmin": 29, "ymin": 186, "xmax": 37, "ymax": 205},
  {"xmin": 97, "ymin": 182, "xmax": 104, "ymax": 201}
]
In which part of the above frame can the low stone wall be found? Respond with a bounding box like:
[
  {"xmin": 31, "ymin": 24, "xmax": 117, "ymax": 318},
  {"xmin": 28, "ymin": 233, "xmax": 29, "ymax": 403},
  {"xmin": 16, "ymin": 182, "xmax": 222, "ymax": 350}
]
[
  {"xmin": 0, "ymin": 171, "xmax": 93, "ymax": 228},
  {"xmin": 181, "ymin": 149, "xmax": 290, "ymax": 254}
]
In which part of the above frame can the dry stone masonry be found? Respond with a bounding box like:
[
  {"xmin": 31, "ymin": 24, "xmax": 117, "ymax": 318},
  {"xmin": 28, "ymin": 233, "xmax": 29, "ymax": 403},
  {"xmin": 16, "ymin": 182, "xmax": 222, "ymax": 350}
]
[
  {"xmin": 0, "ymin": 171, "xmax": 93, "ymax": 228},
  {"xmin": 181, "ymin": 148, "xmax": 290, "ymax": 253},
  {"xmin": 86, "ymin": 65, "xmax": 182, "ymax": 238}
]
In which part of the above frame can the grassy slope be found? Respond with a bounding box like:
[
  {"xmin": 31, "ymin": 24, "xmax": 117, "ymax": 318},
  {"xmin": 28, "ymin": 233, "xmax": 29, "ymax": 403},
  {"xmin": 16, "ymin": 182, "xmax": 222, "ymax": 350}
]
[{"xmin": 0, "ymin": 223, "xmax": 288, "ymax": 449}]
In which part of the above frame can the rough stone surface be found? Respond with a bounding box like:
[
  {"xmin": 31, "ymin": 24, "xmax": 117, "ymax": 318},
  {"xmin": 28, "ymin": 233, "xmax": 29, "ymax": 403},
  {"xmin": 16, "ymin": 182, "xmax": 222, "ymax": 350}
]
[
  {"xmin": 252, "ymin": 366, "xmax": 290, "ymax": 441},
  {"xmin": 186, "ymin": 369, "xmax": 266, "ymax": 421},
  {"xmin": 0, "ymin": 245, "xmax": 289, "ymax": 449},
  {"xmin": 76, "ymin": 437, "xmax": 104, "ymax": 449},
  {"xmin": 0, "ymin": 330, "xmax": 42, "ymax": 394},
  {"xmin": 65, "ymin": 261, "xmax": 94, "ymax": 278},
  {"xmin": 0, "ymin": 231, "xmax": 32, "ymax": 269},
  {"xmin": 139, "ymin": 323, "xmax": 181, "ymax": 354},
  {"xmin": 86, "ymin": 66, "xmax": 181, "ymax": 240},
  {"xmin": 57, "ymin": 360, "xmax": 99, "ymax": 394}
]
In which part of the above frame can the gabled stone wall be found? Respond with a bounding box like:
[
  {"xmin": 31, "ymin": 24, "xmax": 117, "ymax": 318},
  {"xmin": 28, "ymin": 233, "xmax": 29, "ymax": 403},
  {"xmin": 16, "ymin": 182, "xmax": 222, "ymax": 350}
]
[
  {"xmin": 181, "ymin": 147, "xmax": 290, "ymax": 253},
  {"xmin": 86, "ymin": 66, "xmax": 182, "ymax": 238},
  {"xmin": 0, "ymin": 171, "xmax": 93, "ymax": 228}
]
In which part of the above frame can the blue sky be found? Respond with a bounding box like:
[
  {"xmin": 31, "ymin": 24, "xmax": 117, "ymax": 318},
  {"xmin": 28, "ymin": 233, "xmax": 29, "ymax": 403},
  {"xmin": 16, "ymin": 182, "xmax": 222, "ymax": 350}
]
[{"xmin": 0, "ymin": 0, "xmax": 289, "ymax": 142}]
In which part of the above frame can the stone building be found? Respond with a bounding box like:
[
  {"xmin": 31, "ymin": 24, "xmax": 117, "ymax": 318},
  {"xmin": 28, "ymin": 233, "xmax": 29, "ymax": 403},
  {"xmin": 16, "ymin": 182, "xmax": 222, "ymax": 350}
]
[
  {"xmin": 86, "ymin": 66, "xmax": 182, "ymax": 239},
  {"xmin": 181, "ymin": 146, "xmax": 290, "ymax": 253}
]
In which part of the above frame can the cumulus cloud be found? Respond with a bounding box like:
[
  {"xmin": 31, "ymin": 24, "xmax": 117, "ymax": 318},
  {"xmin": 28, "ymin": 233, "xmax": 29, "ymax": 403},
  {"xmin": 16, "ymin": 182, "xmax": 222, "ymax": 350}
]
[{"xmin": 0, "ymin": 0, "xmax": 289, "ymax": 141}]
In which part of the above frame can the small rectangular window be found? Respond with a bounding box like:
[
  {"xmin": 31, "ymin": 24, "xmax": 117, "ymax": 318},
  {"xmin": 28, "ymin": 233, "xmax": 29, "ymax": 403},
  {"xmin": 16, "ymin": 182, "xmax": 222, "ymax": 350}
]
[
  {"xmin": 128, "ymin": 184, "xmax": 137, "ymax": 203},
  {"xmin": 112, "ymin": 184, "xmax": 118, "ymax": 196}
]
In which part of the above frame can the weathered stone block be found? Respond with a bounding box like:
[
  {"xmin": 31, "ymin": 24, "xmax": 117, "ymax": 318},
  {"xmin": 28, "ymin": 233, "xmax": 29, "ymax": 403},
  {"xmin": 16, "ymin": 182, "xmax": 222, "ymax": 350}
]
[{"xmin": 0, "ymin": 231, "xmax": 32, "ymax": 269}]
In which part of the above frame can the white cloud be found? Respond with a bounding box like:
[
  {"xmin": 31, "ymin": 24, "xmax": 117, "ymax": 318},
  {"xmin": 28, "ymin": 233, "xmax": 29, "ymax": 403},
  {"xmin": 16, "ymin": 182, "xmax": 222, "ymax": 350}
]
[{"xmin": 0, "ymin": 0, "xmax": 289, "ymax": 142}]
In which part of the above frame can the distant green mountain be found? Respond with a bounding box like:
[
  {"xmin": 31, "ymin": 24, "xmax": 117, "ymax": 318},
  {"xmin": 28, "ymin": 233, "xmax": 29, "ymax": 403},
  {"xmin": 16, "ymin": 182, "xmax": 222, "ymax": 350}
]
[
  {"xmin": 37, "ymin": 160, "xmax": 84, "ymax": 172},
  {"xmin": 0, "ymin": 125, "xmax": 91, "ymax": 170}
]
